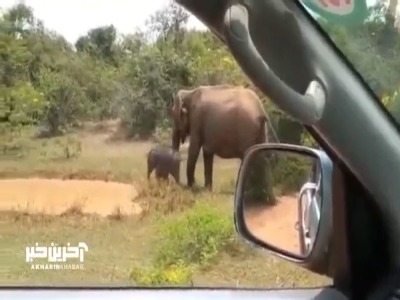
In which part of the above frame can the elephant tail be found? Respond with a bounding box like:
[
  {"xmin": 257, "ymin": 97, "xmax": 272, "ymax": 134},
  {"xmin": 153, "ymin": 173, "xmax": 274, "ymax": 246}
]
[
  {"xmin": 258, "ymin": 115, "xmax": 279, "ymax": 143},
  {"xmin": 256, "ymin": 116, "xmax": 268, "ymax": 144}
]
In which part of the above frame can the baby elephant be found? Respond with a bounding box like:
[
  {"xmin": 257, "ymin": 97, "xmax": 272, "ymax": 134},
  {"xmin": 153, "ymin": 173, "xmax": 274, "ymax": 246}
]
[{"xmin": 147, "ymin": 145, "xmax": 181, "ymax": 183}]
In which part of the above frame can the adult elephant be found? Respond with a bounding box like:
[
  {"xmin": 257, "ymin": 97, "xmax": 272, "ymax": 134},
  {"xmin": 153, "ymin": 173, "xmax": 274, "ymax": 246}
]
[{"xmin": 171, "ymin": 84, "xmax": 271, "ymax": 190}]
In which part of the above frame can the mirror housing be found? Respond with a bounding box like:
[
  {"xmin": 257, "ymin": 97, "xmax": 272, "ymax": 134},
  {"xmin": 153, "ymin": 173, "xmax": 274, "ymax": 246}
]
[{"xmin": 234, "ymin": 143, "xmax": 333, "ymax": 277}]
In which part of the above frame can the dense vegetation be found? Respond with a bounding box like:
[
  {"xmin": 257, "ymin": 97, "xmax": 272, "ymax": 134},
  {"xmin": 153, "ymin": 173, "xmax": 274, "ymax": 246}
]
[
  {"xmin": 2, "ymin": 2, "xmax": 400, "ymax": 148},
  {"xmin": 0, "ymin": 2, "xmax": 252, "ymax": 142}
]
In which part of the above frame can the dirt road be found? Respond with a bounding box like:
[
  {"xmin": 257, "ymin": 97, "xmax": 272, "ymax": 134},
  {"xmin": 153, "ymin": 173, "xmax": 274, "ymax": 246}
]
[{"xmin": 244, "ymin": 196, "xmax": 300, "ymax": 254}]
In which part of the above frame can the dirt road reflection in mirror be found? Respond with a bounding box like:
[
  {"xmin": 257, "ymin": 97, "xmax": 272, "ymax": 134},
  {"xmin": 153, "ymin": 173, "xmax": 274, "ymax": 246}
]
[{"xmin": 244, "ymin": 195, "xmax": 300, "ymax": 253}]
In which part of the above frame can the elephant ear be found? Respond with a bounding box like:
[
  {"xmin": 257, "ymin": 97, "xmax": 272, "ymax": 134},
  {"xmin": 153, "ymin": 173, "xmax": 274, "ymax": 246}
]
[{"xmin": 172, "ymin": 90, "xmax": 190, "ymax": 123}]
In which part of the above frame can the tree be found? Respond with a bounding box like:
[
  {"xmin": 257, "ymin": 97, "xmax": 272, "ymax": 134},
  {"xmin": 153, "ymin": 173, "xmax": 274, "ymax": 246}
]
[{"xmin": 2, "ymin": 0, "xmax": 400, "ymax": 146}]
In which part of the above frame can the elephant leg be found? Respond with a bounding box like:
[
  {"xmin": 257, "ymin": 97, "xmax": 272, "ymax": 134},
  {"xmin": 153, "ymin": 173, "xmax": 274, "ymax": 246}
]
[
  {"xmin": 203, "ymin": 150, "xmax": 214, "ymax": 190},
  {"xmin": 187, "ymin": 139, "xmax": 201, "ymax": 188},
  {"xmin": 147, "ymin": 162, "xmax": 154, "ymax": 180},
  {"xmin": 172, "ymin": 164, "xmax": 180, "ymax": 184},
  {"xmin": 155, "ymin": 168, "xmax": 163, "ymax": 180}
]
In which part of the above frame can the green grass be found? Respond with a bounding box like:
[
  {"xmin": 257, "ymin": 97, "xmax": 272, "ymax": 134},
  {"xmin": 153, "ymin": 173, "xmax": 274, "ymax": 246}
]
[{"xmin": 0, "ymin": 123, "xmax": 331, "ymax": 287}]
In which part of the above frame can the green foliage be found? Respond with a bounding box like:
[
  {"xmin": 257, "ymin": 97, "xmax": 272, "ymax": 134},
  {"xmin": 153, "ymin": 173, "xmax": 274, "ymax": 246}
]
[
  {"xmin": 0, "ymin": 81, "xmax": 45, "ymax": 125},
  {"xmin": 300, "ymin": 131, "xmax": 318, "ymax": 148},
  {"xmin": 382, "ymin": 89, "xmax": 400, "ymax": 123},
  {"xmin": 320, "ymin": 3, "xmax": 400, "ymax": 98},
  {"xmin": 242, "ymin": 150, "xmax": 313, "ymax": 206},
  {"xmin": 0, "ymin": 2, "xmax": 281, "ymax": 141},
  {"xmin": 130, "ymin": 262, "xmax": 194, "ymax": 286},
  {"xmin": 75, "ymin": 25, "xmax": 119, "ymax": 65},
  {"xmin": 129, "ymin": 200, "xmax": 246, "ymax": 286},
  {"xmin": 153, "ymin": 202, "xmax": 237, "ymax": 267},
  {"xmin": 38, "ymin": 69, "xmax": 87, "ymax": 134},
  {"xmin": 270, "ymin": 155, "xmax": 311, "ymax": 194}
]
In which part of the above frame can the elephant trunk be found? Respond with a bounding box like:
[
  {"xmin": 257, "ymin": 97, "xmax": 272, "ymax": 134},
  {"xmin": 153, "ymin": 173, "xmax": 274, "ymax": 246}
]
[{"xmin": 172, "ymin": 128, "xmax": 181, "ymax": 151}]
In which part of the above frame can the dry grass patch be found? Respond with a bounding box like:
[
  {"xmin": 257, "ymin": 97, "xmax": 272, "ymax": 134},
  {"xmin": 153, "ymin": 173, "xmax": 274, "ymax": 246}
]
[
  {"xmin": 60, "ymin": 200, "xmax": 86, "ymax": 217},
  {"xmin": 133, "ymin": 180, "xmax": 196, "ymax": 218},
  {"xmin": 108, "ymin": 205, "xmax": 126, "ymax": 221}
]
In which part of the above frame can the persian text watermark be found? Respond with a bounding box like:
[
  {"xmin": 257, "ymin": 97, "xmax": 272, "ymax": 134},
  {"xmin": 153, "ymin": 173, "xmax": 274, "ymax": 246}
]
[{"xmin": 25, "ymin": 242, "xmax": 89, "ymax": 270}]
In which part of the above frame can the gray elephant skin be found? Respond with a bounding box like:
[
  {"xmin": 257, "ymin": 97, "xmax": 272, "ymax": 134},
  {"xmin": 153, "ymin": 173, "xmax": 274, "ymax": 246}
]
[
  {"xmin": 171, "ymin": 84, "xmax": 270, "ymax": 190},
  {"xmin": 147, "ymin": 145, "xmax": 181, "ymax": 183}
]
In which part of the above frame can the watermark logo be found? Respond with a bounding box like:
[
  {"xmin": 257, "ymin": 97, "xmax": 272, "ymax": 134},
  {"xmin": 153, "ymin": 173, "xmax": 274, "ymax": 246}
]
[
  {"xmin": 25, "ymin": 242, "xmax": 89, "ymax": 270},
  {"xmin": 302, "ymin": 0, "xmax": 364, "ymax": 17},
  {"xmin": 313, "ymin": 0, "xmax": 355, "ymax": 15}
]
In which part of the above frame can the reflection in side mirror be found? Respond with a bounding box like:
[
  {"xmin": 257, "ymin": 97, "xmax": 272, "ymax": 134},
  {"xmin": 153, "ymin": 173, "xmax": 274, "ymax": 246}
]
[{"xmin": 240, "ymin": 148, "xmax": 322, "ymax": 259}]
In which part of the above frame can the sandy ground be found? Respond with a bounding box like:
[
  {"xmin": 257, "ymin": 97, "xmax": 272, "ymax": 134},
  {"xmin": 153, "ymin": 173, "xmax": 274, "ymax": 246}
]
[
  {"xmin": 0, "ymin": 178, "xmax": 141, "ymax": 216},
  {"xmin": 244, "ymin": 196, "xmax": 300, "ymax": 254}
]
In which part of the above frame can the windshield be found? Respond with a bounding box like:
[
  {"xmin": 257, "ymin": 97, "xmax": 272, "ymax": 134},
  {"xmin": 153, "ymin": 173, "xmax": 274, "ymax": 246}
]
[
  {"xmin": 302, "ymin": 0, "xmax": 400, "ymax": 126},
  {"xmin": 0, "ymin": 1, "xmax": 332, "ymax": 288}
]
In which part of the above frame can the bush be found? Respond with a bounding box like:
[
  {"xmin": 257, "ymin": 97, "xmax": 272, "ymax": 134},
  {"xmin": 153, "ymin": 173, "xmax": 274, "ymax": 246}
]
[
  {"xmin": 129, "ymin": 262, "xmax": 194, "ymax": 286},
  {"xmin": 242, "ymin": 151, "xmax": 312, "ymax": 206},
  {"xmin": 38, "ymin": 69, "xmax": 88, "ymax": 135},
  {"xmin": 270, "ymin": 154, "xmax": 311, "ymax": 194},
  {"xmin": 129, "ymin": 201, "xmax": 249, "ymax": 285},
  {"xmin": 153, "ymin": 202, "xmax": 237, "ymax": 267}
]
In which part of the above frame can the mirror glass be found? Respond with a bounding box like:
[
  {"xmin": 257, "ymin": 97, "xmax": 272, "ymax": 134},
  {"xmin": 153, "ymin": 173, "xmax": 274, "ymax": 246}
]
[{"xmin": 241, "ymin": 149, "xmax": 321, "ymax": 258}]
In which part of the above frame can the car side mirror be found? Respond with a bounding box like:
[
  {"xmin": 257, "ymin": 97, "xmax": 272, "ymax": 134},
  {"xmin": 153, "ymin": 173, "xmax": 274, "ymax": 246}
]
[{"xmin": 234, "ymin": 143, "xmax": 333, "ymax": 276}]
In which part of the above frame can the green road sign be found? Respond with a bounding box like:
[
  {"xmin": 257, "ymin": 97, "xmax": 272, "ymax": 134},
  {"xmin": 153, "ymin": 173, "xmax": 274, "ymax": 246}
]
[{"xmin": 301, "ymin": 0, "xmax": 369, "ymax": 25}]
